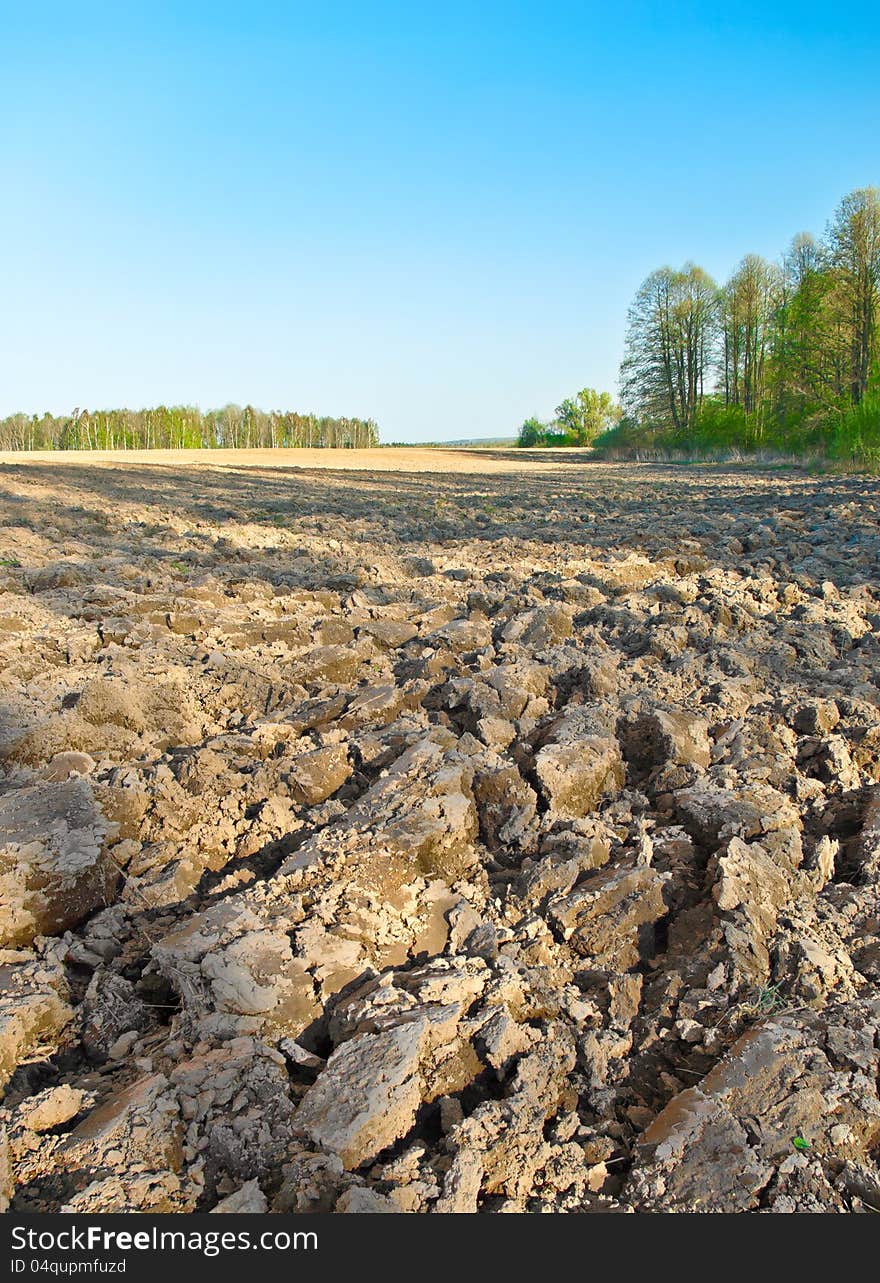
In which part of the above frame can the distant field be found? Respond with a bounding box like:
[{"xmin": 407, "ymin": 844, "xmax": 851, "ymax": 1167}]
[
  {"xmin": 0, "ymin": 445, "xmax": 596, "ymax": 474},
  {"xmin": 387, "ymin": 437, "xmax": 519, "ymax": 448}
]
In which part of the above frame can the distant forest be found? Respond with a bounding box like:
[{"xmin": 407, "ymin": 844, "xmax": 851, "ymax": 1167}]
[
  {"xmin": 597, "ymin": 186, "xmax": 880, "ymax": 463},
  {"xmin": 0, "ymin": 404, "xmax": 380, "ymax": 451}
]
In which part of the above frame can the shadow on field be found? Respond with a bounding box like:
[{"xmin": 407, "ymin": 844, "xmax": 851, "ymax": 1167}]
[{"xmin": 2, "ymin": 461, "xmax": 880, "ymax": 601}]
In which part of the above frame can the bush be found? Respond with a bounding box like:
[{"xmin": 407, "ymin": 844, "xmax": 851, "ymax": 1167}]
[
  {"xmin": 592, "ymin": 397, "xmax": 880, "ymax": 469},
  {"xmin": 827, "ymin": 394, "xmax": 880, "ymax": 465},
  {"xmin": 517, "ymin": 418, "xmax": 578, "ymax": 448},
  {"xmin": 517, "ymin": 417, "xmax": 545, "ymax": 448}
]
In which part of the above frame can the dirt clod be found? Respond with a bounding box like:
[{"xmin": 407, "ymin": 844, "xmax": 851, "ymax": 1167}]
[{"xmin": 2, "ymin": 452, "xmax": 880, "ymax": 1212}]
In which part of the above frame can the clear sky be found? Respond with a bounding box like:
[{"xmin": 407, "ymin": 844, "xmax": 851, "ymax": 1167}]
[{"xmin": 2, "ymin": 2, "xmax": 878, "ymax": 442}]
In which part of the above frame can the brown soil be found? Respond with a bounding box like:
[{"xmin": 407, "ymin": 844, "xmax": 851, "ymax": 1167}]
[{"xmin": 1, "ymin": 453, "xmax": 879, "ymax": 1213}]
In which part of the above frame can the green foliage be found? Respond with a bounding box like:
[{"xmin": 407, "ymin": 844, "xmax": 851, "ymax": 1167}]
[
  {"xmin": 517, "ymin": 417, "xmax": 578, "ymax": 447},
  {"xmin": 554, "ymin": 388, "xmax": 622, "ymax": 444},
  {"xmin": 542, "ymin": 424, "xmax": 578, "ymax": 447},
  {"xmin": 517, "ymin": 391, "xmax": 620, "ymax": 448},
  {"xmin": 621, "ymin": 264, "xmax": 718, "ymax": 433},
  {"xmin": 826, "ymin": 393, "xmax": 880, "ymax": 465},
  {"xmin": 603, "ymin": 186, "xmax": 880, "ymax": 467},
  {"xmin": 750, "ymin": 983, "xmax": 788, "ymax": 1017},
  {"xmin": 595, "ymin": 398, "xmax": 845, "ymax": 461},
  {"xmin": 0, "ymin": 405, "xmax": 381, "ymax": 451},
  {"xmin": 688, "ymin": 401, "xmax": 752, "ymax": 451},
  {"xmin": 517, "ymin": 416, "xmax": 545, "ymax": 447}
]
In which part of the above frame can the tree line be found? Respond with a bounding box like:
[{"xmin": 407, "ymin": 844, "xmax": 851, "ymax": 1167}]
[
  {"xmin": 0, "ymin": 404, "xmax": 380, "ymax": 451},
  {"xmin": 600, "ymin": 186, "xmax": 880, "ymax": 462}
]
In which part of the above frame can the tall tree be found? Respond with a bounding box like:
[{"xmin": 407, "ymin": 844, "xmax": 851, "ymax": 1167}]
[
  {"xmin": 720, "ymin": 254, "xmax": 781, "ymax": 418},
  {"xmin": 825, "ymin": 187, "xmax": 880, "ymax": 404},
  {"xmin": 620, "ymin": 264, "xmax": 718, "ymax": 433},
  {"xmin": 769, "ymin": 232, "xmax": 841, "ymax": 415}
]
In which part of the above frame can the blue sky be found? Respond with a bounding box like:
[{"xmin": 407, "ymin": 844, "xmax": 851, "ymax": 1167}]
[{"xmin": 1, "ymin": 2, "xmax": 878, "ymax": 441}]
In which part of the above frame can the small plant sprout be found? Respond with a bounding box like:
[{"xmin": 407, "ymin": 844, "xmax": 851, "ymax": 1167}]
[{"xmin": 751, "ymin": 983, "xmax": 787, "ymax": 1016}]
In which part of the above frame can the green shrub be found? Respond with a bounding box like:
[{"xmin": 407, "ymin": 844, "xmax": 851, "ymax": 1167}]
[{"xmin": 827, "ymin": 394, "xmax": 880, "ymax": 464}]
